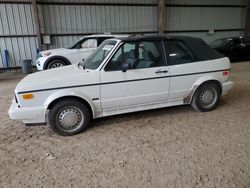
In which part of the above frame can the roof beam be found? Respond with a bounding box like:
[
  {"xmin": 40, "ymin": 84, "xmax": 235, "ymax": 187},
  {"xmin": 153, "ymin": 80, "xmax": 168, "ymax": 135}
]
[
  {"xmin": 158, "ymin": 0, "xmax": 165, "ymax": 34},
  {"xmin": 31, "ymin": 0, "xmax": 42, "ymax": 50}
]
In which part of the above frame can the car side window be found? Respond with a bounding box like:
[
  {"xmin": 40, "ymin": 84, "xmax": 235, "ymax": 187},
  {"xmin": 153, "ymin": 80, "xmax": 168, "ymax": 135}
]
[
  {"xmin": 105, "ymin": 40, "xmax": 166, "ymax": 71},
  {"xmin": 98, "ymin": 37, "xmax": 112, "ymax": 45},
  {"xmin": 166, "ymin": 40, "xmax": 195, "ymax": 65},
  {"xmin": 105, "ymin": 43, "xmax": 136, "ymax": 71},
  {"xmin": 137, "ymin": 41, "xmax": 166, "ymax": 68},
  {"xmin": 81, "ymin": 39, "xmax": 97, "ymax": 48}
]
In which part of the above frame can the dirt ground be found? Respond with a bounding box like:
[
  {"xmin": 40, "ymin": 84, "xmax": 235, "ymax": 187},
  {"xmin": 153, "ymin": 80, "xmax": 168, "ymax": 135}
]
[{"xmin": 0, "ymin": 62, "xmax": 250, "ymax": 188}]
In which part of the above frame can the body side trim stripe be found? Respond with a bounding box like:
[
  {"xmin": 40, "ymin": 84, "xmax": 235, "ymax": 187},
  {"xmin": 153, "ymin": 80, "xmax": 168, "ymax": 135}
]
[{"xmin": 17, "ymin": 69, "xmax": 229, "ymax": 94}]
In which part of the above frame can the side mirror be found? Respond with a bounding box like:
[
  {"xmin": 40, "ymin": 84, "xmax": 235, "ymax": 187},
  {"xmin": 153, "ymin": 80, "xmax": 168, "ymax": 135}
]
[{"xmin": 122, "ymin": 63, "xmax": 129, "ymax": 72}]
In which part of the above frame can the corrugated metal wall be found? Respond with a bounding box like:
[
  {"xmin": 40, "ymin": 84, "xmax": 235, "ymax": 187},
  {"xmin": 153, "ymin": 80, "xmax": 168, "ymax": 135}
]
[
  {"xmin": 38, "ymin": 2, "xmax": 157, "ymax": 48},
  {"xmin": 0, "ymin": 0, "xmax": 248, "ymax": 69},
  {"xmin": 0, "ymin": 3, "xmax": 38, "ymax": 68},
  {"xmin": 168, "ymin": 0, "xmax": 247, "ymax": 5},
  {"xmin": 166, "ymin": 7, "xmax": 245, "ymax": 31},
  {"xmin": 40, "ymin": 5, "xmax": 157, "ymax": 33},
  {"xmin": 166, "ymin": 0, "xmax": 247, "ymax": 42}
]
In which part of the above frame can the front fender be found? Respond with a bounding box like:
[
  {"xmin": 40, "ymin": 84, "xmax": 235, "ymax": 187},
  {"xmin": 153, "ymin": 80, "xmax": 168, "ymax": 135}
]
[{"xmin": 44, "ymin": 90, "xmax": 96, "ymax": 118}]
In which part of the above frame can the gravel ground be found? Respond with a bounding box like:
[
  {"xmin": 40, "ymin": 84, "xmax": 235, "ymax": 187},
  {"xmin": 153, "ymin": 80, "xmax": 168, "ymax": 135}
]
[{"xmin": 0, "ymin": 62, "xmax": 250, "ymax": 188}]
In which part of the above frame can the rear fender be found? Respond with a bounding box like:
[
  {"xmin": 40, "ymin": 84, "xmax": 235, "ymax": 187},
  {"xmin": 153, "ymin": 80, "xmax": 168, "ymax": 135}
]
[{"xmin": 184, "ymin": 75, "xmax": 222, "ymax": 104}]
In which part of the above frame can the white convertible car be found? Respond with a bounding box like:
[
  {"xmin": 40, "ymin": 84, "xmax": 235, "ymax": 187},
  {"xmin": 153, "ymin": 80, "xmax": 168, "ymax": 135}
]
[
  {"xmin": 9, "ymin": 34, "xmax": 233, "ymax": 136},
  {"xmin": 36, "ymin": 34, "xmax": 124, "ymax": 70}
]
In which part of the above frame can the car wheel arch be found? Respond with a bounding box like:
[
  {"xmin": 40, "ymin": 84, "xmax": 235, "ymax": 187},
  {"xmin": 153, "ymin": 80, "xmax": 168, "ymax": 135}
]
[
  {"xmin": 45, "ymin": 94, "xmax": 95, "ymax": 119},
  {"xmin": 44, "ymin": 56, "xmax": 71, "ymax": 70},
  {"xmin": 196, "ymin": 80, "xmax": 222, "ymax": 94},
  {"xmin": 184, "ymin": 78, "xmax": 222, "ymax": 104},
  {"xmin": 190, "ymin": 81, "xmax": 221, "ymax": 112}
]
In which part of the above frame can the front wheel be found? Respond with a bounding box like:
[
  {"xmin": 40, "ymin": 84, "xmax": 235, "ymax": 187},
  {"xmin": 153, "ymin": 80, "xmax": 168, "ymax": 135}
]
[
  {"xmin": 48, "ymin": 99, "xmax": 90, "ymax": 136},
  {"xmin": 191, "ymin": 83, "xmax": 220, "ymax": 112},
  {"xmin": 47, "ymin": 59, "xmax": 66, "ymax": 69}
]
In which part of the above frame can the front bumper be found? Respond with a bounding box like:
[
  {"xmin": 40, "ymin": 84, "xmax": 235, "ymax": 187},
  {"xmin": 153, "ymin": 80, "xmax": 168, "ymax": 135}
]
[
  {"xmin": 222, "ymin": 81, "xmax": 234, "ymax": 95},
  {"xmin": 8, "ymin": 98, "xmax": 47, "ymax": 124}
]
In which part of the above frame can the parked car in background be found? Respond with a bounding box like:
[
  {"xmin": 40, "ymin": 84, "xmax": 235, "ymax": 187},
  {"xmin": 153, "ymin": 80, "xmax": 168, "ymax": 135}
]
[
  {"xmin": 210, "ymin": 36, "xmax": 250, "ymax": 62},
  {"xmin": 9, "ymin": 34, "xmax": 233, "ymax": 136},
  {"xmin": 36, "ymin": 34, "xmax": 125, "ymax": 70}
]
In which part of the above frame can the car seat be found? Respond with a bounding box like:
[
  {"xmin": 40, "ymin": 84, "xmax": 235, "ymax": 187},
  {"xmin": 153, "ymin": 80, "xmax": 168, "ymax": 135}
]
[
  {"xmin": 136, "ymin": 50, "xmax": 155, "ymax": 69},
  {"xmin": 125, "ymin": 49, "xmax": 137, "ymax": 68}
]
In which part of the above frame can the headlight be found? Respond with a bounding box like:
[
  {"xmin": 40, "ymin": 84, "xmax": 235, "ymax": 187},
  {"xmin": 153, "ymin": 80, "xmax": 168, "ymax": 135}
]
[{"xmin": 38, "ymin": 52, "xmax": 52, "ymax": 58}]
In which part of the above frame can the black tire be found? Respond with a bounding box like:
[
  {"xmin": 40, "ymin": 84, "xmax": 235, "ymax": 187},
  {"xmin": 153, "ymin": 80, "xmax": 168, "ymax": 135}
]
[
  {"xmin": 48, "ymin": 99, "xmax": 90, "ymax": 136},
  {"xmin": 191, "ymin": 83, "xmax": 220, "ymax": 112},
  {"xmin": 47, "ymin": 59, "xmax": 67, "ymax": 69}
]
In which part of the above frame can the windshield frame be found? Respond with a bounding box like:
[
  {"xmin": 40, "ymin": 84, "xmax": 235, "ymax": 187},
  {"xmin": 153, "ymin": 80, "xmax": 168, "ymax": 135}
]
[
  {"xmin": 68, "ymin": 37, "xmax": 94, "ymax": 49},
  {"xmin": 68, "ymin": 37, "xmax": 84, "ymax": 49},
  {"xmin": 82, "ymin": 39, "xmax": 121, "ymax": 70}
]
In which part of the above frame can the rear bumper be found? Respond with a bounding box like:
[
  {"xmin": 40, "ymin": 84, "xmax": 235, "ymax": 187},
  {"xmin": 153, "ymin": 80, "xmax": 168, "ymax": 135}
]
[
  {"xmin": 8, "ymin": 99, "xmax": 47, "ymax": 124},
  {"xmin": 222, "ymin": 81, "xmax": 234, "ymax": 95}
]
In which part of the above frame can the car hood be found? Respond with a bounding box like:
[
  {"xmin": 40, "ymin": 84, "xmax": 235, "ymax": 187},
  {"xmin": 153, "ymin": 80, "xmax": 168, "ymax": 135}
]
[
  {"xmin": 15, "ymin": 65, "xmax": 98, "ymax": 94},
  {"xmin": 42, "ymin": 48, "xmax": 94, "ymax": 56},
  {"xmin": 41, "ymin": 48, "xmax": 68, "ymax": 55},
  {"xmin": 43, "ymin": 48, "xmax": 66, "ymax": 53}
]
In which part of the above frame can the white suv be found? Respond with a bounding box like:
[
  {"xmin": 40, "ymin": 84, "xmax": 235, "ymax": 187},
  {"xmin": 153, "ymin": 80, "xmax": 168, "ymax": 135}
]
[
  {"xmin": 36, "ymin": 34, "xmax": 125, "ymax": 70},
  {"xmin": 9, "ymin": 35, "xmax": 233, "ymax": 136}
]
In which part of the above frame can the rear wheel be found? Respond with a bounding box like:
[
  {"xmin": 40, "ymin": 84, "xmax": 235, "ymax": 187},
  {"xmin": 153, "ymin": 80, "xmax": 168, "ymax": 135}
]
[
  {"xmin": 47, "ymin": 59, "xmax": 66, "ymax": 69},
  {"xmin": 49, "ymin": 99, "xmax": 90, "ymax": 136},
  {"xmin": 191, "ymin": 83, "xmax": 220, "ymax": 112}
]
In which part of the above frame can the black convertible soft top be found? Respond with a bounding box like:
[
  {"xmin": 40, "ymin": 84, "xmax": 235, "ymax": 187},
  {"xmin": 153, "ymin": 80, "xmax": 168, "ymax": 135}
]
[
  {"xmin": 175, "ymin": 36, "xmax": 224, "ymax": 61},
  {"xmin": 117, "ymin": 34, "xmax": 224, "ymax": 61}
]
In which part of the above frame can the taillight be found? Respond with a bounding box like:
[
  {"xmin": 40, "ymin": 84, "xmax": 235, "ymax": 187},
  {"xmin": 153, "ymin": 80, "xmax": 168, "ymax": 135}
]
[{"xmin": 223, "ymin": 71, "xmax": 229, "ymax": 76}]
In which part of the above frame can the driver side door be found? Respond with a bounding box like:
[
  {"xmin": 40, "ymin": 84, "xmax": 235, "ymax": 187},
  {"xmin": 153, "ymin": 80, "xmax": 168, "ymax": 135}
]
[{"xmin": 99, "ymin": 40, "xmax": 170, "ymax": 114}]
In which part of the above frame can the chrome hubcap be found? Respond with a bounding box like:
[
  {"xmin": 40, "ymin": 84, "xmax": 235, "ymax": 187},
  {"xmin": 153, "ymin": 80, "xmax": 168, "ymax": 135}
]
[
  {"xmin": 199, "ymin": 88, "xmax": 217, "ymax": 108},
  {"xmin": 58, "ymin": 107, "xmax": 84, "ymax": 130}
]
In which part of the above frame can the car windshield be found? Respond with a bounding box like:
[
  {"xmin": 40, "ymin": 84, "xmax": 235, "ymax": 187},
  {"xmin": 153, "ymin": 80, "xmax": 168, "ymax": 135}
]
[
  {"xmin": 209, "ymin": 38, "xmax": 232, "ymax": 47},
  {"xmin": 82, "ymin": 40, "xmax": 117, "ymax": 70}
]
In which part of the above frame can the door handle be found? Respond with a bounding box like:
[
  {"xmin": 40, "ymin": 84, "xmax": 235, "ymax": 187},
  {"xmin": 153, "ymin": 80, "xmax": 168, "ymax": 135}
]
[{"xmin": 155, "ymin": 70, "xmax": 168, "ymax": 74}]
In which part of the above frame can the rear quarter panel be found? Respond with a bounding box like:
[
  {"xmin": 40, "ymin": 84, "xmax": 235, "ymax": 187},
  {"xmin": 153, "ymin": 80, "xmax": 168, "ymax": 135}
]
[{"xmin": 168, "ymin": 57, "xmax": 230, "ymax": 101}]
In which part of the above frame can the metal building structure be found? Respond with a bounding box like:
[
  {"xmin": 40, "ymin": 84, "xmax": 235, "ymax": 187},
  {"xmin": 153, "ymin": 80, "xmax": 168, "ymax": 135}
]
[{"xmin": 0, "ymin": 0, "xmax": 249, "ymax": 69}]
